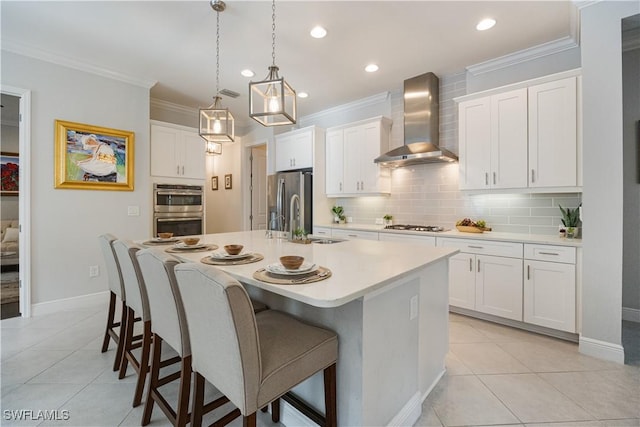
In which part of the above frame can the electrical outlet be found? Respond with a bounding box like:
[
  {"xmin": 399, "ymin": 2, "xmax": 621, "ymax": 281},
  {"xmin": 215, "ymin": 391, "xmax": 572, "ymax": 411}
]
[
  {"xmin": 410, "ymin": 295, "xmax": 418, "ymax": 320},
  {"xmin": 375, "ymin": 218, "xmax": 384, "ymax": 225},
  {"xmin": 127, "ymin": 205, "xmax": 140, "ymax": 216},
  {"xmin": 89, "ymin": 265, "xmax": 99, "ymax": 277}
]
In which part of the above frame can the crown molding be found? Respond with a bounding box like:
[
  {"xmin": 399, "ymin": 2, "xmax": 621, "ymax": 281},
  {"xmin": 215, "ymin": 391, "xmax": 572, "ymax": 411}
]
[
  {"xmin": 2, "ymin": 40, "xmax": 156, "ymax": 89},
  {"xmin": 150, "ymin": 98, "xmax": 198, "ymax": 115},
  {"xmin": 466, "ymin": 36, "xmax": 580, "ymax": 76},
  {"xmin": 299, "ymin": 91, "xmax": 390, "ymax": 125}
]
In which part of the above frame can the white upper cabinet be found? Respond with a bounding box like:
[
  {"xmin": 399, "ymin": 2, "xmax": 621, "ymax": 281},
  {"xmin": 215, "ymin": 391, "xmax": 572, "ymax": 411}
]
[
  {"xmin": 325, "ymin": 116, "xmax": 391, "ymax": 197},
  {"xmin": 151, "ymin": 122, "xmax": 205, "ymax": 180},
  {"xmin": 528, "ymin": 77, "xmax": 578, "ymax": 188},
  {"xmin": 456, "ymin": 70, "xmax": 581, "ymax": 192},
  {"xmin": 275, "ymin": 128, "xmax": 314, "ymax": 172}
]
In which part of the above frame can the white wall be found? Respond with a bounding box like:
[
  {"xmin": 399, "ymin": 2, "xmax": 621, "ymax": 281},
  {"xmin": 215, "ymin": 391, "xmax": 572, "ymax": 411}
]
[
  {"xmin": 1, "ymin": 123, "xmax": 19, "ymax": 219},
  {"xmin": 205, "ymin": 138, "xmax": 243, "ymax": 233},
  {"xmin": 2, "ymin": 51, "xmax": 152, "ymax": 305},
  {"xmin": 622, "ymin": 45, "xmax": 640, "ymax": 315},
  {"xmin": 580, "ymin": 1, "xmax": 640, "ymax": 360}
]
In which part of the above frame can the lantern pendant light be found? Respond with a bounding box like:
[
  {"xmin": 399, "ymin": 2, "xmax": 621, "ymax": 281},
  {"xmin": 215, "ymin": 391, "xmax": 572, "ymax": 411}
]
[
  {"xmin": 200, "ymin": 0, "xmax": 234, "ymax": 149},
  {"xmin": 249, "ymin": 0, "xmax": 296, "ymax": 126}
]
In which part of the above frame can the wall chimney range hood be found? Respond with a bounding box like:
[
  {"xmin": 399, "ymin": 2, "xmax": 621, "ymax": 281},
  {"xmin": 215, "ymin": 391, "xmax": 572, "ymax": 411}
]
[{"xmin": 374, "ymin": 72, "xmax": 458, "ymax": 167}]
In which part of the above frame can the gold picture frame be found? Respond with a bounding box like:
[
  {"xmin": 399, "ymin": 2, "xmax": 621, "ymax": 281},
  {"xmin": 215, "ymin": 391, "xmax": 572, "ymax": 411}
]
[
  {"xmin": 224, "ymin": 174, "xmax": 232, "ymax": 190},
  {"xmin": 54, "ymin": 120, "xmax": 134, "ymax": 191},
  {"xmin": 211, "ymin": 176, "xmax": 219, "ymax": 191}
]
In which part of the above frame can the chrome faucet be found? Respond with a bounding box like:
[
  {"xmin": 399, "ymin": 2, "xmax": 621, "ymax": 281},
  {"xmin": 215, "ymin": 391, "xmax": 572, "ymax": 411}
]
[{"xmin": 289, "ymin": 194, "xmax": 301, "ymax": 238}]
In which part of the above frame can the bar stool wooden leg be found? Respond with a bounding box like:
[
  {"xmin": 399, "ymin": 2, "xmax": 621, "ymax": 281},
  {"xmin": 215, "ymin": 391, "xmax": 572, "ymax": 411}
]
[
  {"xmin": 142, "ymin": 333, "xmax": 162, "ymax": 426},
  {"xmin": 112, "ymin": 300, "xmax": 127, "ymax": 371},
  {"xmin": 191, "ymin": 372, "xmax": 205, "ymax": 427},
  {"xmin": 324, "ymin": 363, "xmax": 337, "ymax": 427},
  {"xmin": 243, "ymin": 413, "xmax": 256, "ymax": 427},
  {"xmin": 118, "ymin": 307, "xmax": 135, "ymax": 379},
  {"xmin": 271, "ymin": 399, "xmax": 280, "ymax": 422},
  {"xmin": 133, "ymin": 320, "xmax": 152, "ymax": 407},
  {"xmin": 101, "ymin": 292, "xmax": 116, "ymax": 353},
  {"xmin": 175, "ymin": 355, "xmax": 192, "ymax": 427}
]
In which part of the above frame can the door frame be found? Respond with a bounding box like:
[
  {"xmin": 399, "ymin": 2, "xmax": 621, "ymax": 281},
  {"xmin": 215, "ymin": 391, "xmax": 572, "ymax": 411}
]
[
  {"xmin": 2, "ymin": 85, "xmax": 32, "ymax": 317},
  {"xmin": 241, "ymin": 139, "xmax": 268, "ymax": 231}
]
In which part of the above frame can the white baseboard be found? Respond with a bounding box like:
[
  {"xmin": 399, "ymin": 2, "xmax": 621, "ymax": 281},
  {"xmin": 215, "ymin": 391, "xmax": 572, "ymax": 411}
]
[
  {"xmin": 388, "ymin": 391, "xmax": 421, "ymax": 427},
  {"xmin": 579, "ymin": 336, "xmax": 625, "ymax": 364},
  {"xmin": 31, "ymin": 291, "xmax": 108, "ymax": 317},
  {"xmin": 422, "ymin": 368, "xmax": 446, "ymax": 403},
  {"xmin": 279, "ymin": 399, "xmax": 316, "ymax": 427},
  {"xmin": 622, "ymin": 307, "xmax": 640, "ymax": 323}
]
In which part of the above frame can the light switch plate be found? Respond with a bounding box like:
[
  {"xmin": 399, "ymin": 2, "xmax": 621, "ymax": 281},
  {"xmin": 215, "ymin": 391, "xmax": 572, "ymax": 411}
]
[{"xmin": 127, "ymin": 206, "xmax": 140, "ymax": 216}]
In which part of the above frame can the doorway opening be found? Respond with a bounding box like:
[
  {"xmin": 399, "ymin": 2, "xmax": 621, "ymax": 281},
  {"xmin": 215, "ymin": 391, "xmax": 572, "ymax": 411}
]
[{"xmin": 249, "ymin": 145, "xmax": 268, "ymax": 230}]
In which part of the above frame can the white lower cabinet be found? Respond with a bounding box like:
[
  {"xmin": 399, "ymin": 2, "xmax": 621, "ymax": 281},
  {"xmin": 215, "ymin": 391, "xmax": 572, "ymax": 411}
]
[
  {"xmin": 378, "ymin": 233, "xmax": 436, "ymax": 246},
  {"xmin": 438, "ymin": 238, "xmax": 523, "ymax": 321},
  {"xmin": 312, "ymin": 226, "xmax": 332, "ymax": 237},
  {"xmin": 524, "ymin": 244, "xmax": 576, "ymax": 332}
]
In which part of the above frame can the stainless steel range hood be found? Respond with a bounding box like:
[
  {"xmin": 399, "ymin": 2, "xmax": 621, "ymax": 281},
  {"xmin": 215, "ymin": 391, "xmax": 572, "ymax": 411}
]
[{"xmin": 374, "ymin": 72, "xmax": 458, "ymax": 167}]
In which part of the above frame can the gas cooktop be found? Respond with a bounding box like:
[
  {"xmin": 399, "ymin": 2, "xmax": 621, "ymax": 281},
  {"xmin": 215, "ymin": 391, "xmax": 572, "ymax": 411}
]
[{"xmin": 384, "ymin": 224, "xmax": 446, "ymax": 232}]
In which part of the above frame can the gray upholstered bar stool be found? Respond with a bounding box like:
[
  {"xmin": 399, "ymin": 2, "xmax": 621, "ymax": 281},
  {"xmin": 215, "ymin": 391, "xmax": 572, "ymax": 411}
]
[
  {"xmin": 136, "ymin": 248, "xmax": 230, "ymax": 427},
  {"xmin": 112, "ymin": 239, "xmax": 152, "ymax": 408},
  {"xmin": 98, "ymin": 234, "xmax": 128, "ymax": 372},
  {"xmin": 174, "ymin": 263, "xmax": 338, "ymax": 427}
]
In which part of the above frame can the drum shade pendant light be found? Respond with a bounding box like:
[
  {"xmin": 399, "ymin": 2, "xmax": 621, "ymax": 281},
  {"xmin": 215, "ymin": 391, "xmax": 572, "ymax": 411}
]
[
  {"xmin": 200, "ymin": 0, "xmax": 234, "ymax": 150},
  {"xmin": 249, "ymin": 0, "xmax": 296, "ymax": 126}
]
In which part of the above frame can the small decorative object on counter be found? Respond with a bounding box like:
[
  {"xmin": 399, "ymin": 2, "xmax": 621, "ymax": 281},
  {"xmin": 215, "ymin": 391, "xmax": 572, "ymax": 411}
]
[
  {"xmin": 331, "ymin": 205, "xmax": 346, "ymax": 224},
  {"xmin": 559, "ymin": 203, "xmax": 581, "ymax": 238},
  {"xmin": 383, "ymin": 214, "xmax": 393, "ymax": 226},
  {"xmin": 455, "ymin": 218, "xmax": 490, "ymax": 233},
  {"xmin": 290, "ymin": 227, "xmax": 311, "ymax": 244}
]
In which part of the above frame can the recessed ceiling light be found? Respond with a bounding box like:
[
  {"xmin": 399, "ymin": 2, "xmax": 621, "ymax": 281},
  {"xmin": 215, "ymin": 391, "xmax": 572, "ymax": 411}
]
[
  {"xmin": 298, "ymin": 92, "xmax": 309, "ymax": 98},
  {"xmin": 241, "ymin": 69, "xmax": 255, "ymax": 78},
  {"xmin": 310, "ymin": 26, "xmax": 327, "ymax": 39},
  {"xmin": 365, "ymin": 64, "xmax": 379, "ymax": 73},
  {"xmin": 476, "ymin": 18, "xmax": 496, "ymax": 31}
]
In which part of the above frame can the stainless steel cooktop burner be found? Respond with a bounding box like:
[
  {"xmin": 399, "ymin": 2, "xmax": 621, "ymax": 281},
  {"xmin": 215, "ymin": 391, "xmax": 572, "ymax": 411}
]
[{"xmin": 384, "ymin": 224, "xmax": 445, "ymax": 232}]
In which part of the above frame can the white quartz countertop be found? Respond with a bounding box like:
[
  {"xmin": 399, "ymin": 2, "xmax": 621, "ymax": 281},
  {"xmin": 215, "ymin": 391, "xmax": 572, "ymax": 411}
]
[
  {"xmin": 142, "ymin": 230, "xmax": 458, "ymax": 308},
  {"xmin": 317, "ymin": 223, "xmax": 582, "ymax": 247}
]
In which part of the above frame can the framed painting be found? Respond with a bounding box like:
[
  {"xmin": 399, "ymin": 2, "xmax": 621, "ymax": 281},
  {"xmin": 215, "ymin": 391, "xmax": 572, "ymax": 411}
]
[
  {"xmin": 54, "ymin": 120, "xmax": 134, "ymax": 191},
  {"xmin": 225, "ymin": 174, "xmax": 232, "ymax": 190},
  {"xmin": 1, "ymin": 152, "xmax": 19, "ymax": 196},
  {"xmin": 211, "ymin": 176, "xmax": 219, "ymax": 191}
]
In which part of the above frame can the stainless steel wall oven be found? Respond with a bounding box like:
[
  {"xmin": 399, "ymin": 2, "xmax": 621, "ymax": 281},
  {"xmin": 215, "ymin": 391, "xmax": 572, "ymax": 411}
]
[{"xmin": 153, "ymin": 184, "xmax": 203, "ymax": 236}]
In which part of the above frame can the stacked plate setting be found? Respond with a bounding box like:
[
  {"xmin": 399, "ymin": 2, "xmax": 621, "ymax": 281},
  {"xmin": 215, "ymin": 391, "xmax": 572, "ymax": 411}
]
[
  {"xmin": 210, "ymin": 251, "xmax": 253, "ymax": 260},
  {"xmin": 266, "ymin": 262, "xmax": 317, "ymax": 276}
]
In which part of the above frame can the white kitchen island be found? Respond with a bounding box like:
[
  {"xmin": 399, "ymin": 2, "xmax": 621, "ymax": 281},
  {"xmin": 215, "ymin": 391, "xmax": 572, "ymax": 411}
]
[{"xmin": 148, "ymin": 230, "xmax": 457, "ymax": 427}]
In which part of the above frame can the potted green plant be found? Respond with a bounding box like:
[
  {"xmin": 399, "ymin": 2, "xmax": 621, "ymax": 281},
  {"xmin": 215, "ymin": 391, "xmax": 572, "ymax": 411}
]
[
  {"xmin": 331, "ymin": 206, "xmax": 345, "ymax": 224},
  {"xmin": 559, "ymin": 203, "xmax": 581, "ymax": 238},
  {"xmin": 292, "ymin": 227, "xmax": 308, "ymax": 241},
  {"xmin": 383, "ymin": 214, "xmax": 393, "ymax": 226}
]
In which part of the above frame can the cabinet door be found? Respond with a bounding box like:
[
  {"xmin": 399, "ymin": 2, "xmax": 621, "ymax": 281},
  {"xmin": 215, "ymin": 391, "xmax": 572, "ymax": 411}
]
[
  {"xmin": 458, "ymin": 97, "xmax": 491, "ymax": 190},
  {"xmin": 151, "ymin": 125, "xmax": 180, "ymax": 178},
  {"xmin": 491, "ymin": 89, "xmax": 528, "ymax": 189},
  {"xmin": 325, "ymin": 130, "xmax": 344, "ymax": 195},
  {"xmin": 448, "ymin": 253, "xmax": 476, "ymax": 310},
  {"xmin": 475, "ymin": 255, "xmax": 523, "ymax": 321},
  {"xmin": 342, "ymin": 126, "xmax": 362, "ymax": 193},
  {"xmin": 181, "ymin": 131, "xmax": 205, "ymax": 179},
  {"xmin": 275, "ymin": 135, "xmax": 294, "ymax": 172},
  {"xmin": 378, "ymin": 233, "xmax": 436, "ymax": 246},
  {"xmin": 528, "ymin": 77, "xmax": 577, "ymax": 188},
  {"xmin": 524, "ymin": 260, "xmax": 576, "ymax": 332},
  {"xmin": 359, "ymin": 121, "xmax": 383, "ymax": 193},
  {"xmin": 331, "ymin": 229, "xmax": 378, "ymax": 241},
  {"xmin": 290, "ymin": 131, "xmax": 313, "ymax": 169}
]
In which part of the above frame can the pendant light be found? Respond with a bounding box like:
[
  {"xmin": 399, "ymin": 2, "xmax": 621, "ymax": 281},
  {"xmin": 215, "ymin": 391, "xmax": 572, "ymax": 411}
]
[
  {"xmin": 249, "ymin": 0, "xmax": 296, "ymax": 126},
  {"xmin": 200, "ymin": 0, "xmax": 234, "ymax": 149}
]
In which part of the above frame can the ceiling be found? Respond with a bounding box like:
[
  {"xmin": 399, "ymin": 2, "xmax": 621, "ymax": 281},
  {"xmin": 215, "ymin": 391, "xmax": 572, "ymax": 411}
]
[{"xmin": 1, "ymin": 1, "xmax": 577, "ymax": 130}]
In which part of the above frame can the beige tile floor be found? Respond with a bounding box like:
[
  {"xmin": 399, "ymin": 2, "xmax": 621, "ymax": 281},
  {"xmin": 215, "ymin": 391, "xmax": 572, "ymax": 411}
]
[{"xmin": 1, "ymin": 305, "xmax": 638, "ymax": 427}]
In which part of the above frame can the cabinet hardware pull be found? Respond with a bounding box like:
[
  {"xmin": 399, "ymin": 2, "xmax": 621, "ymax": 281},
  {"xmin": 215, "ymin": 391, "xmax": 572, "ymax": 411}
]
[
  {"xmin": 493, "ymin": 172, "xmax": 496, "ymax": 185},
  {"xmin": 340, "ymin": 182, "xmax": 342, "ymax": 191},
  {"xmin": 527, "ymin": 265, "xmax": 530, "ymax": 280},
  {"xmin": 181, "ymin": 166, "xmax": 184, "ymax": 175},
  {"xmin": 468, "ymin": 245, "xmax": 484, "ymax": 249},
  {"xmin": 361, "ymin": 181, "xmax": 364, "ymax": 190},
  {"xmin": 477, "ymin": 259, "xmax": 480, "ymax": 272},
  {"xmin": 348, "ymin": 234, "xmax": 357, "ymax": 238},
  {"xmin": 469, "ymin": 258, "xmax": 473, "ymax": 271},
  {"xmin": 531, "ymin": 169, "xmax": 535, "ymax": 183},
  {"xmin": 538, "ymin": 251, "xmax": 559, "ymax": 256},
  {"xmin": 485, "ymin": 173, "xmax": 489, "ymax": 185},
  {"xmin": 177, "ymin": 165, "xmax": 180, "ymax": 175}
]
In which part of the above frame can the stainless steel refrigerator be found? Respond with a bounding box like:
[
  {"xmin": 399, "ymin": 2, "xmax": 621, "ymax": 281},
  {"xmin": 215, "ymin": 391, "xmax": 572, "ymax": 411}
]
[{"xmin": 267, "ymin": 169, "xmax": 313, "ymax": 235}]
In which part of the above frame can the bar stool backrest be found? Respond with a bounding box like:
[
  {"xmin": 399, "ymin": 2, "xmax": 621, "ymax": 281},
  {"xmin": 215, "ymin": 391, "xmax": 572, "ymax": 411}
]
[
  {"xmin": 136, "ymin": 248, "xmax": 190, "ymax": 357},
  {"xmin": 174, "ymin": 263, "xmax": 261, "ymax": 413},
  {"xmin": 113, "ymin": 240, "xmax": 150, "ymax": 322},
  {"xmin": 98, "ymin": 233, "xmax": 125, "ymax": 300}
]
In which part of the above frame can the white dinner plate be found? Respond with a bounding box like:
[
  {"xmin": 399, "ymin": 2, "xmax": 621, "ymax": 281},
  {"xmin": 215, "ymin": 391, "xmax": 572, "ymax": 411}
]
[
  {"xmin": 266, "ymin": 262, "xmax": 317, "ymax": 276},
  {"xmin": 210, "ymin": 251, "xmax": 252, "ymax": 260},
  {"xmin": 152, "ymin": 237, "xmax": 179, "ymax": 243},
  {"xmin": 173, "ymin": 242, "xmax": 208, "ymax": 250}
]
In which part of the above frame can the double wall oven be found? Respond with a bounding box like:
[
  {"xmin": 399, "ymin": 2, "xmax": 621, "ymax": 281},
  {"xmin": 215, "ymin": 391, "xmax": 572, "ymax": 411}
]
[{"xmin": 153, "ymin": 184, "xmax": 203, "ymax": 237}]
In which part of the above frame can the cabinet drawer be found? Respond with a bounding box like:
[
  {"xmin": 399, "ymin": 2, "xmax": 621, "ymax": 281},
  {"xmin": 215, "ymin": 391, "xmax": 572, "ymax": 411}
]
[
  {"xmin": 379, "ymin": 233, "xmax": 436, "ymax": 246},
  {"xmin": 524, "ymin": 244, "xmax": 576, "ymax": 264},
  {"xmin": 331, "ymin": 229, "xmax": 378, "ymax": 241},
  {"xmin": 313, "ymin": 227, "xmax": 332, "ymax": 236},
  {"xmin": 437, "ymin": 237, "xmax": 522, "ymax": 258}
]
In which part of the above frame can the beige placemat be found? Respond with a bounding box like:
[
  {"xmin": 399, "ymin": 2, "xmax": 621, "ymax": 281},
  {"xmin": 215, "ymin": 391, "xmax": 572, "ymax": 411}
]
[
  {"xmin": 200, "ymin": 253, "xmax": 264, "ymax": 266},
  {"xmin": 142, "ymin": 239, "xmax": 181, "ymax": 246},
  {"xmin": 252, "ymin": 266, "xmax": 331, "ymax": 285},
  {"xmin": 165, "ymin": 244, "xmax": 218, "ymax": 254}
]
